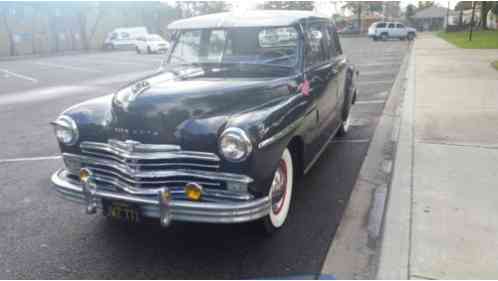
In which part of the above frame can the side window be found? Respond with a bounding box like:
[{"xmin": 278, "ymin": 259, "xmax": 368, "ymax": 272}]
[
  {"xmin": 207, "ymin": 30, "xmax": 227, "ymax": 60},
  {"xmin": 305, "ymin": 22, "xmax": 327, "ymax": 68},
  {"xmin": 376, "ymin": 23, "xmax": 386, "ymax": 28},
  {"xmin": 396, "ymin": 23, "xmax": 405, "ymax": 28},
  {"xmin": 388, "ymin": 23, "xmax": 395, "ymax": 28},
  {"xmin": 328, "ymin": 24, "xmax": 342, "ymax": 56},
  {"xmin": 170, "ymin": 30, "xmax": 201, "ymax": 64}
]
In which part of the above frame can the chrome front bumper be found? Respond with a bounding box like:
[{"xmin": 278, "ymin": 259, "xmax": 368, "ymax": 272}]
[{"xmin": 51, "ymin": 169, "xmax": 271, "ymax": 226}]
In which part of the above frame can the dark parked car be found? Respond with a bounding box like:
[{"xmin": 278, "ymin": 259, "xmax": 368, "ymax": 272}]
[{"xmin": 51, "ymin": 11, "xmax": 358, "ymax": 233}]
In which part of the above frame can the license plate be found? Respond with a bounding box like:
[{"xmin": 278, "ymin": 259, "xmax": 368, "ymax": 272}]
[{"xmin": 103, "ymin": 201, "xmax": 140, "ymax": 223}]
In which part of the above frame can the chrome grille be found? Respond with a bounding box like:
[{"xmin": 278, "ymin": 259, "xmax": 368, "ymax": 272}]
[{"xmin": 66, "ymin": 140, "xmax": 252, "ymax": 201}]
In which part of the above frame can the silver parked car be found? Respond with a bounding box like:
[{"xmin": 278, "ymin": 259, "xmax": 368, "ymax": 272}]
[{"xmin": 368, "ymin": 21, "xmax": 416, "ymax": 41}]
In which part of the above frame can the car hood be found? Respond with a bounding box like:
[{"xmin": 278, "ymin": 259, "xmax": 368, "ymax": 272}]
[{"xmin": 108, "ymin": 66, "xmax": 294, "ymax": 147}]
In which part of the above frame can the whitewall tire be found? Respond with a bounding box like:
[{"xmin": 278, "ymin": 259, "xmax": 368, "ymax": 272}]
[{"xmin": 262, "ymin": 148, "xmax": 293, "ymax": 233}]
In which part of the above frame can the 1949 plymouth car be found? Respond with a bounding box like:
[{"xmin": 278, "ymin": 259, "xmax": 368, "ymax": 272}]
[{"xmin": 51, "ymin": 11, "xmax": 358, "ymax": 233}]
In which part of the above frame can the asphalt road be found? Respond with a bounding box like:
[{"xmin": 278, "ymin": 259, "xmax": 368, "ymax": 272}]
[{"xmin": 0, "ymin": 37, "xmax": 410, "ymax": 279}]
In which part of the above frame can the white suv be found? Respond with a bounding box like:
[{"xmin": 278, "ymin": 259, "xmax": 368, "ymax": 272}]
[
  {"xmin": 368, "ymin": 22, "xmax": 416, "ymax": 41},
  {"xmin": 135, "ymin": 34, "xmax": 170, "ymax": 54}
]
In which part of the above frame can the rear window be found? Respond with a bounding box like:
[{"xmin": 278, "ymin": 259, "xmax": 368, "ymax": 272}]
[
  {"xmin": 376, "ymin": 23, "xmax": 386, "ymax": 28},
  {"xmin": 258, "ymin": 27, "xmax": 298, "ymax": 48}
]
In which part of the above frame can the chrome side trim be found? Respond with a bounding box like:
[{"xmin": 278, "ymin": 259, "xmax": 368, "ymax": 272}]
[
  {"xmin": 51, "ymin": 169, "xmax": 269, "ymax": 224},
  {"xmin": 258, "ymin": 115, "xmax": 305, "ymax": 149},
  {"xmin": 63, "ymin": 153, "xmax": 253, "ymax": 184},
  {"xmin": 303, "ymin": 125, "xmax": 340, "ymax": 174}
]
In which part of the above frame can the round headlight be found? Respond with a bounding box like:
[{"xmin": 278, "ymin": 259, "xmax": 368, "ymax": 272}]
[
  {"xmin": 219, "ymin": 128, "xmax": 253, "ymax": 162},
  {"xmin": 52, "ymin": 116, "xmax": 78, "ymax": 146}
]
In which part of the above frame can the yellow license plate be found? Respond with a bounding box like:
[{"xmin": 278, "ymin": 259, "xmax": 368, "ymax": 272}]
[{"xmin": 104, "ymin": 201, "xmax": 140, "ymax": 223}]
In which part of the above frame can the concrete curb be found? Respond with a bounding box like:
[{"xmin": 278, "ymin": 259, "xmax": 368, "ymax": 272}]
[
  {"xmin": 319, "ymin": 45, "xmax": 412, "ymax": 279},
  {"xmin": 376, "ymin": 45, "xmax": 416, "ymax": 279}
]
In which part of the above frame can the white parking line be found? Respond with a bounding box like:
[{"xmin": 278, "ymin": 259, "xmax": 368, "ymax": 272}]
[
  {"xmin": 0, "ymin": 68, "xmax": 38, "ymax": 83},
  {"xmin": 0, "ymin": 156, "xmax": 61, "ymax": 164},
  {"xmin": 35, "ymin": 62, "xmax": 103, "ymax": 73},
  {"xmin": 355, "ymin": 99, "xmax": 386, "ymax": 105},
  {"xmin": 357, "ymin": 63, "xmax": 400, "ymax": 67},
  {"xmin": 358, "ymin": 80, "xmax": 392, "ymax": 86},
  {"xmin": 360, "ymin": 70, "xmax": 397, "ymax": 76},
  {"xmin": 332, "ymin": 139, "xmax": 370, "ymax": 144},
  {"xmin": 66, "ymin": 58, "xmax": 151, "ymax": 67}
]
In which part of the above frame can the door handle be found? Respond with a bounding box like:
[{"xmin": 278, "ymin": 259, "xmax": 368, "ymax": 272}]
[{"xmin": 328, "ymin": 68, "xmax": 338, "ymax": 78}]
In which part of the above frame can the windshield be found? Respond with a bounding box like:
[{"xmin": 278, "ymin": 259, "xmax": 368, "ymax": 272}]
[{"xmin": 167, "ymin": 27, "xmax": 300, "ymax": 68}]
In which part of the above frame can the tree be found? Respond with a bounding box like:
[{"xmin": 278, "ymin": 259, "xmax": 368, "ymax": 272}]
[
  {"xmin": 418, "ymin": 1, "xmax": 434, "ymax": 9},
  {"xmin": 480, "ymin": 1, "xmax": 496, "ymax": 29},
  {"xmin": 0, "ymin": 3, "xmax": 17, "ymax": 56},
  {"xmin": 176, "ymin": 1, "xmax": 229, "ymax": 18},
  {"xmin": 263, "ymin": 1, "xmax": 314, "ymax": 11},
  {"xmin": 405, "ymin": 4, "xmax": 416, "ymax": 22},
  {"xmin": 76, "ymin": 2, "xmax": 105, "ymax": 50}
]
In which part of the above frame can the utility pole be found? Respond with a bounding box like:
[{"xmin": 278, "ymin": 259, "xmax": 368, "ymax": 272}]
[
  {"xmin": 357, "ymin": 2, "xmax": 362, "ymax": 33},
  {"xmin": 446, "ymin": 1, "xmax": 450, "ymax": 32},
  {"xmin": 469, "ymin": 1, "xmax": 476, "ymax": 41}
]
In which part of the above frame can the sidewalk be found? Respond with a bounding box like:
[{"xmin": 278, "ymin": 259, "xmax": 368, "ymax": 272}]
[{"xmin": 378, "ymin": 34, "xmax": 498, "ymax": 279}]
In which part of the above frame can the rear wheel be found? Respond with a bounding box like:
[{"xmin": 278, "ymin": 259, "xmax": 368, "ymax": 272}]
[
  {"xmin": 373, "ymin": 36, "xmax": 378, "ymax": 41},
  {"xmin": 262, "ymin": 148, "xmax": 293, "ymax": 234},
  {"xmin": 147, "ymin": 46, "xmax": 152, "ymax": 54},
  {"xmin": 136, "ymin": 47, "xmax": 141, "ymax": 54},
  {"xmin": 380, "ymin": 33, "xmax": 388, "ymax": 41}
]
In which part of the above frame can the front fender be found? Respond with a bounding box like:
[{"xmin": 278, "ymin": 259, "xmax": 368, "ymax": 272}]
[
  {"xmin": 225, "ymin": 93, "xmax": 311, "ymax": 195},
  {"xmin": 57, "ymin": 95, "xmax": 114, "ymax": 155}
]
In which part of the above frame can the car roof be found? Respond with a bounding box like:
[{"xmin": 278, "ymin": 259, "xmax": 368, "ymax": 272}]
[{"xmin": 168, "ymin": 10, "xmax": 331, "ymax": 30}]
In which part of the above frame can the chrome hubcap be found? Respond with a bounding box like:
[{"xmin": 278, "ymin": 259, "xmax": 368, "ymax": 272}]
[{"xmin": 271, "ymin": 160, "xmax": 287, "ymax": 215}]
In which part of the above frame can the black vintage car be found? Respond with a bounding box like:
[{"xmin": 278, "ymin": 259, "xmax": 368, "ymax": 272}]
[{"xmin": 51, "ymin": 11, "xmax": 358, "ymax": 233}]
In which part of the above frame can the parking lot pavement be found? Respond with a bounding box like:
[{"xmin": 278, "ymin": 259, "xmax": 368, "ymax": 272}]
[{"xmin": 0, "ymin": 38, "xmax": 410, "ymax": 279}]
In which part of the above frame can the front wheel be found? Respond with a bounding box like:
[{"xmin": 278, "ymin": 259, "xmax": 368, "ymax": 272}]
[
  {"xmin": 136, "ymin": 47, "xmax": 141, "ymax": 54},
  {"xmin": 407, "ymin": 33, "xmax": 415, "ymax": 41},
  {"xmin": 262, "ymin": 148, "xmax": 293, "ymax": 234}
]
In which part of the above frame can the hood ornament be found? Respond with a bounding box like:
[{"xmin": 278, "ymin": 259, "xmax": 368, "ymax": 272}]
[{"xmin": 108, "ymin": 139, "xmax": 141, "ymax": 152}]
